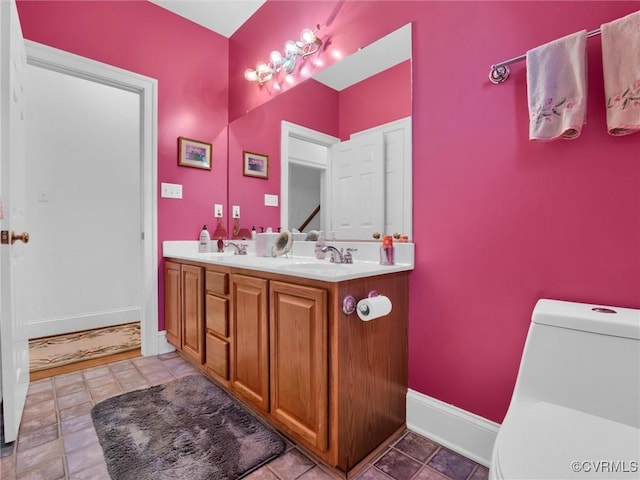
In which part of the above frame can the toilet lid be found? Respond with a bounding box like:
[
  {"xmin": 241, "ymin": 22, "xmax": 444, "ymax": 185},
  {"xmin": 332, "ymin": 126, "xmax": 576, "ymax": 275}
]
[{"xmin": 495, "ymin": 402, "xmax": 640, "ymax": 479}]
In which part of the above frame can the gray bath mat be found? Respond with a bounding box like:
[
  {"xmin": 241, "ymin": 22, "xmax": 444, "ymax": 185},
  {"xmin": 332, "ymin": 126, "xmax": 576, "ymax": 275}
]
[{"xmin": 91, "ymin": 374, "xmax": 285, "ymax": 480}]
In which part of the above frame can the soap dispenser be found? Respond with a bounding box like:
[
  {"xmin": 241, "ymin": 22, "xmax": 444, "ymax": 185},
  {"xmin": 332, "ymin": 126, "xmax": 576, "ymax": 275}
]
[{"xmin": 199, "ymin": 225, "xmax": 210, "ymax": 253}]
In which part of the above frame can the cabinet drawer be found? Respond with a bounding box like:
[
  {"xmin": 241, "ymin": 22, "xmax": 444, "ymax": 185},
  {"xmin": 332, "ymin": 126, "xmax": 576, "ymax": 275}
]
[
  {"xmin": 206, "ymin": 270, "xmax": 228, "ymax": 296},
  {"xmin": 206, "ymin": 294, "xmax": 228, "ymax": 337},
  {"xmin": 206, "ymin": 334, "xmax": 229, "ymax": 380}
]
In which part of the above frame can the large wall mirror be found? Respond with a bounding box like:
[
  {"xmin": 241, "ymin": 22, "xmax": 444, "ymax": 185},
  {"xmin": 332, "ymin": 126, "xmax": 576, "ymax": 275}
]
[{"xmin": 227, "ymin": 23, "xmax": 412, "ymax": 241}]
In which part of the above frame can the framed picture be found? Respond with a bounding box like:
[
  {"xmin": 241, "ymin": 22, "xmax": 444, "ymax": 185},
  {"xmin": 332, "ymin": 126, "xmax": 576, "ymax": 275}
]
[
  {"xmin": 178, "ymin": 137, "xmax": 212, "ymax": 170},
  {"xmin": 243, "ymin": 151, "xmax": 269, "ymax": 179}
]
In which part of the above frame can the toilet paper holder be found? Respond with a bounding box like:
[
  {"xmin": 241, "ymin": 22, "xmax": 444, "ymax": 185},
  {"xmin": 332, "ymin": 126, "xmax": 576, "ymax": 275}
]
[{"xmin": 342, "ymin": 290, "xmax": 379, "ymax": 315}]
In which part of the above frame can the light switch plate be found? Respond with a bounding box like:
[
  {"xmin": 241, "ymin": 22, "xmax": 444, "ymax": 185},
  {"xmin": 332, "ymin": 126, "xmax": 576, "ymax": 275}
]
[
  {"xmin": 232, "ymin": 206, "xmax": 240, "ymax": 218},
  {"xmin": 214, "ymin": 204, "xmax": 223, "ymax": 218},
  {"xmin": 264, "ymin": 194, "xmax": 278, "ymax": 207},
  {"xmin": 161, "ymin": 182, "xmax": 182, "ymax": 199}
]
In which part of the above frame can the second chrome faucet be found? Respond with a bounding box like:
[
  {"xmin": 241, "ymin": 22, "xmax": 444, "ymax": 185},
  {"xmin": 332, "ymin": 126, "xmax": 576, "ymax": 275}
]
[{"xmin": 321, "ymin": 245, "xmax": 357, "ymax": 264}]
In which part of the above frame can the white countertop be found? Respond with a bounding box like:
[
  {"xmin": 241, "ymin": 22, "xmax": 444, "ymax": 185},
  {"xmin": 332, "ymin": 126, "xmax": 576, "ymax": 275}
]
[{"xmin": 163, "ymin": 240, "xmax": 414, "ymax": 282}]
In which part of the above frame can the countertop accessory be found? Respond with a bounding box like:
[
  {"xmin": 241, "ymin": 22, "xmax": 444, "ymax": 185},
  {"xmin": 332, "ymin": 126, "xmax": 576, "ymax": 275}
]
[{"xmin": 272, "ymin": 230, "xmax": 293, "ymax": 256}]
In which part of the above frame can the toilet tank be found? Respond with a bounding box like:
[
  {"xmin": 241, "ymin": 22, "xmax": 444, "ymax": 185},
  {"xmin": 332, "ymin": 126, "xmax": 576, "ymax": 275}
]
[{"xmin": 510, "ymin": 299, "xmax": 640, "ymax": 428}]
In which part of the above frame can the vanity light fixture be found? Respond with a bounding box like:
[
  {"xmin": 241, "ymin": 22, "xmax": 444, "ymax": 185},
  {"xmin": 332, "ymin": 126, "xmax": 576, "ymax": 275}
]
[{"xmin": 244, "ymin": 25, "xmax": 322, "ymax": 85}]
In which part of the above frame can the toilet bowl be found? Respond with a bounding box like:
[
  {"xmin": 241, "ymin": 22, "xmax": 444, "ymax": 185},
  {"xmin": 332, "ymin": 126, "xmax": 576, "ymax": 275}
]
[{"xmin": 490, "ymin": 299, "xmax": 639, "ymax": 480}]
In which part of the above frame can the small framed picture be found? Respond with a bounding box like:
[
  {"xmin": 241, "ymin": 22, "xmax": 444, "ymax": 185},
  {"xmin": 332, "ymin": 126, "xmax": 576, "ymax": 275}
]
[
  {"xmin": 178, "ymin": 137, "xmax": 212, "ymax": 170},
  {"xmin": 243, "ymin": 151, "xmax": 269, "ymax": 179}
]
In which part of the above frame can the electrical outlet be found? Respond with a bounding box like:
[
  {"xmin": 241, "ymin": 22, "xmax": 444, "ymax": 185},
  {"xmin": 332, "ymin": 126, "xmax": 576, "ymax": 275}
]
[
  {"xmin": 214, "ymin": 204, "xmax": 223, "ymax": 218},
  {"xmin": 264, "ymin": 194, "xmax": 278, "ymax": 207},
  {"xmin": 232, "ymin": 206, "xmax": 240, "ymax": 218}
]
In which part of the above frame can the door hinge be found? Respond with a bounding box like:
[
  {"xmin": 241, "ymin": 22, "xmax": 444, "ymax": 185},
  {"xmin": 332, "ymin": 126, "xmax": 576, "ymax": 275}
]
[{"xmin": 141, "ymin": 232, "xmax": 145, "ymax": 240}]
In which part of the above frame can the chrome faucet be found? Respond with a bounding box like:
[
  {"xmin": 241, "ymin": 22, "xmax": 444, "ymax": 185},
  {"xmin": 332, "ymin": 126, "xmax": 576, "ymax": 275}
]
[
  {"xmin": 321, "ymin": 245, "xmax": 344, "ymax": 263},
  {"xmin": 321, "ymin": 245, "xmax": 357, "ymax": 264},
  {"xmin": 343, "ymin": 248, "xmax": 357, "ymax": 264},
  {"xmin": 224, "ymin": 242, "xmax": 247, "ymax": 255}
]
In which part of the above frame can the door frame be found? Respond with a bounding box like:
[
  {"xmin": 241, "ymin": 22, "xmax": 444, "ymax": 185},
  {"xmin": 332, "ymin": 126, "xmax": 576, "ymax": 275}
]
[
  {"xmin": 280, "ymin": 121, "xmax": 339, "ymax": 234},
  {"xmin": 25, "ymin": 40, "xmax": 160, "ymax": 356}
]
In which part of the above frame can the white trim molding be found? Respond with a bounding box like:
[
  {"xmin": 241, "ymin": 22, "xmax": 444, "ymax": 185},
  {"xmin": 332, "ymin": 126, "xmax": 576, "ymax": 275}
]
[
  {"xmin": 406, "ymin": 389, "xmax": 500, "ymax": 467},
  {"xmin": 280, "ymin": 121, "xmax": 339, "ymax": 233},
  {"xmin": 27, "ymin": 308, "xmax": 141, "ymax": 339},
  {"xmin": 24, "ymin": 40, "xmax": 159, "ymax": 356},
  {"xmin": 156, "ymin": 331, "xmax": 176, "ymax": 355}
]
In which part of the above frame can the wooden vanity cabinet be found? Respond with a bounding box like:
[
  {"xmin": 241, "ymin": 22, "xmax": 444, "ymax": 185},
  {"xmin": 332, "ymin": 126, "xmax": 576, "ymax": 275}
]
[
  {"xmin": 270, "ymin": 281, "xmax": 328, "ymax": 452},
  {"xmin": 163, "ymin": 261, "xmax": 205, "ymax": 365},
  {"xmin": 229, "ymin": 274, "xmax": 270, "ymax": 412},
  {"xmin": 164, "ymin": 257, "xmax": 409, "ymax": 477},
  {"xmin": 204, "ymin": 266, "xmax": 231, "ymax": 384}
]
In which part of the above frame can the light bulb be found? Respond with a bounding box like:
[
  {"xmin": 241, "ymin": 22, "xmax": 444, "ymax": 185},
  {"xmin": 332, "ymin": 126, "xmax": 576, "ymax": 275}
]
[
  {"xmin": 256, "ymin": 62, "xmax": 269, "ymax": 75},
  {"xmin": 244, "ymin": 69, "xmax": 258, "ymax": 82},
  {"xmin": 282, "ymin": 56, "xmax": 296, "ymax": 74},
  {"xmin": 300, "ymin": 28, "xmax": 316, "ymax": 45},
  {"xmin": 284, "ymin": 40, "xmax": 300, "ymax": 56},
  {"xmin": 270, "ymin": 50, "xmax": 283, "ymax": 66}
]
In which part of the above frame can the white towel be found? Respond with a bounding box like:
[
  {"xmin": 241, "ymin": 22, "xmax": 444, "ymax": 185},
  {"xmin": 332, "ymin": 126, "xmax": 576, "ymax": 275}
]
[
  {"xmin": 526, "ymin": 31, "xmax": 588, "ymax": 141},
  {"xmin": 601, "ymin": 10, "xmax": 640, "ymax": 136}
]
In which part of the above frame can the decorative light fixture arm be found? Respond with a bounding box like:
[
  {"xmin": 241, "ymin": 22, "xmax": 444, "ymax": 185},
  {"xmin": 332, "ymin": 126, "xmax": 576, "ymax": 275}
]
[{"xmin": 245, "ymin": 25, "xmax": 322, "ymax": 85}]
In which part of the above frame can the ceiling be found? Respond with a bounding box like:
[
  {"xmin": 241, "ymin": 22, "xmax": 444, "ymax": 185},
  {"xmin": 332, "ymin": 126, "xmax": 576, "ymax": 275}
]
[{"xmin": 148, "ymin": 0, "xmax": 266, "ymax": 38}]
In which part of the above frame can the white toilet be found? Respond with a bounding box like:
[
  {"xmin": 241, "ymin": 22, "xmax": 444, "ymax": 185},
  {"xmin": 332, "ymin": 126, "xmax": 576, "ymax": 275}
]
[{"xmin": 490, "ymin": 299, "xmax": 639, "ymax": 479}]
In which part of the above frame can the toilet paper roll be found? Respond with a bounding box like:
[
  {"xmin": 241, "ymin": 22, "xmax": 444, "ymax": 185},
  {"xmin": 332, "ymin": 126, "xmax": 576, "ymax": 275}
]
[{"xmin": 357, "ymin": 295, "xmax": 392, "ymax": 321}]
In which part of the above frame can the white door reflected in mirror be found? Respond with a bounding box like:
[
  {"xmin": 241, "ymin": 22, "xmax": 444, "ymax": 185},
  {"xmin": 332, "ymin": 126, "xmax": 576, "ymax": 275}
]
[{"xmin": 282, "ymin": 117, "xmax": 412, "ymax": 240}]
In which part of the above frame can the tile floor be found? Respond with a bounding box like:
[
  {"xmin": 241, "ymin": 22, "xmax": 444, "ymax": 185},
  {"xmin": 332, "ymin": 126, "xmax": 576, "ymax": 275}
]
[{"xmin": 0, "ymin": 353, "xmax": 489, "ymax": 480}]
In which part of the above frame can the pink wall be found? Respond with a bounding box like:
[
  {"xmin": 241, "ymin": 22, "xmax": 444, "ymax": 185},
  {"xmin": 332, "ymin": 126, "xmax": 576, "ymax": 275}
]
[
  {"xmin": 231, "ymin": 1, "xmax": 640, "ymax": 423},
  {"xmin": 16, "ymin": 0, "xmax": 229, "ymax": 332},
  {"xmin": 228, "ymin": 79, "xmax": 339, "ymax": 232},
  {"xmin": 338, "ymin": 60, "xmax": 411, "ymax": 140}
]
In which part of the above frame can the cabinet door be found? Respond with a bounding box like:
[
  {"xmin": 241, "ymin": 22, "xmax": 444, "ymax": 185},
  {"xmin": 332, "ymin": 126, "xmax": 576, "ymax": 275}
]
[
  {"xmin": 270, "ymin": 281, "xmax": 328, "ymax": 452},
  {"xmin": 164, "ymin": 261, "xmax": 181, "ymax": 348},
  {"xmin": 181, "ymin": 264, "xmax": 204, "ymax": 364},
  {"xmin": 230, "ymin": 274, "xmax": 269, "ymax": 412}
]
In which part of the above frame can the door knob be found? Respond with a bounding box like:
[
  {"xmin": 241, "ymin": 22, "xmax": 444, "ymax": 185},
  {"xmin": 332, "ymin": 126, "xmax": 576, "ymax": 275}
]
[{"xmin": 11, "ymin": 231, "xmax": 29, "ymax": 245}]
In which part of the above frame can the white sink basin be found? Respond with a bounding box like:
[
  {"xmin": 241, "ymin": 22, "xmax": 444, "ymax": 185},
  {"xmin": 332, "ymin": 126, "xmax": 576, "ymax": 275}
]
[
  {"xmin": 278, "ymin": 262, "xmax": 348, "ymax": 271},
  {"xmin": 198, "ymin": 250, "xmax": 235, "ymax": 258}
]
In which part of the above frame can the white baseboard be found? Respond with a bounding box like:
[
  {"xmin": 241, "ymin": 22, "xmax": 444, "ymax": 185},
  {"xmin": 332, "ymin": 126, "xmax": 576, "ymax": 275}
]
[
  {"xmin": 406, "ymin": 389, "xmax": 500, "ymax": 467},
  {"xmin": 28, "ymin": 307, "xmax": 141, "ymax": 339},
  {"xmin": 155, "ymin": 330, "xmax": 175, "ymax": 355}
]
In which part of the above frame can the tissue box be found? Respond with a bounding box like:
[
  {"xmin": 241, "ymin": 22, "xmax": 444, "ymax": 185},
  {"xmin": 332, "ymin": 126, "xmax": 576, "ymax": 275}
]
[{"xmin": 256, "ymin": 233, "xmax": 279, "ymax": 257}]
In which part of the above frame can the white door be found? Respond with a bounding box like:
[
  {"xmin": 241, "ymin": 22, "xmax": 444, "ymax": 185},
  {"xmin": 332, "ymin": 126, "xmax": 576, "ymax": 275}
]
[
  {"xmin": 378, "ymin": 118, "xmax": 412, "ymax": 238},
  {"xmin": 0, "ymin": 0, "xmax": 30, "ymax": 443},
  {"xmin": 330, "ymin": 132, "xmax": 384, "ymax": 239}
]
